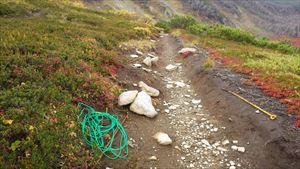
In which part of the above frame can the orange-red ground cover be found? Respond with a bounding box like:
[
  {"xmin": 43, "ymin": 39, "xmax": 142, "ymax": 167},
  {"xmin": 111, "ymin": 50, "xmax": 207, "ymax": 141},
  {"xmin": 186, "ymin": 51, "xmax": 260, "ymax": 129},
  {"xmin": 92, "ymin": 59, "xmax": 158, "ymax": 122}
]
[{"xmin": 207, "ymin": 47, "xmax": 300, "ymax": 127}]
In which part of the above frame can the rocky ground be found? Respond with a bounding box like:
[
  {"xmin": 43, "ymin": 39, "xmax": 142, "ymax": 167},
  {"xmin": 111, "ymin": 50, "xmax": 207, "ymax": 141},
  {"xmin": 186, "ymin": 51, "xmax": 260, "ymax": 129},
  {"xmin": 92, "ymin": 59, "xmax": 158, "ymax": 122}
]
[{"xmin": 101, "ymin": 34, "xmax": 300, "ymax": 169}]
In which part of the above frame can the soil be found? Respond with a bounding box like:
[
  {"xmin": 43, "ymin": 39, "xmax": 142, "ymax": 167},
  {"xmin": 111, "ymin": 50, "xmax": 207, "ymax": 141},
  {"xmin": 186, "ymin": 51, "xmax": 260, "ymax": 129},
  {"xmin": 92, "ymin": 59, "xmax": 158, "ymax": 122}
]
[{"xmin": 100, "ymin": 34, "xmax": 300, "ymax": 169}]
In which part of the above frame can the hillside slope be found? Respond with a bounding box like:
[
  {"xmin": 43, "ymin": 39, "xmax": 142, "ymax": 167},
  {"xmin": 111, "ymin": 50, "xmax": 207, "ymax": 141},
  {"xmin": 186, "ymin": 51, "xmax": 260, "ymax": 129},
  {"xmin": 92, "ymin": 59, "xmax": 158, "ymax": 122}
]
[
  {"xmin": 84, "ymin": 0, "xmax": 300, "ymax": 37},
  {"xmin": 0, "ymin": 1, "xmax": 157, "ymax": 167}
]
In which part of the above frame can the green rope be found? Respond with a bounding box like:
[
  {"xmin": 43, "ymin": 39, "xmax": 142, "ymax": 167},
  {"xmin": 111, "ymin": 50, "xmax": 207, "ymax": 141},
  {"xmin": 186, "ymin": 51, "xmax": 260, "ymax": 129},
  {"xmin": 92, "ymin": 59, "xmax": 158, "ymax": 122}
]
[{"xmin": 78, "ymin": 102, "xmax": 128, "ymax": 160}]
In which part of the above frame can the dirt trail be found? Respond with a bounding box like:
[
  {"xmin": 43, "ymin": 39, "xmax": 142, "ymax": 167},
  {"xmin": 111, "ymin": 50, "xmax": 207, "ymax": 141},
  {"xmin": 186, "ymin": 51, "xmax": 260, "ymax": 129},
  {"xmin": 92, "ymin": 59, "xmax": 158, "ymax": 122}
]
[{"xmin": 103, "ymin": 34, "xmax": 300, "ymax": 169}]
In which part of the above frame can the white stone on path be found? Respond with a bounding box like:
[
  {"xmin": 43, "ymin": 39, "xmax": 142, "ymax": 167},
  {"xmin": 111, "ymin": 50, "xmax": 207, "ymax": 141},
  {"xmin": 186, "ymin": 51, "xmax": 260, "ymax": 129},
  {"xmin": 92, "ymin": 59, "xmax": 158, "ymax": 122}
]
[
  {"xmin": 142, "ymin": 67, "xmax": 152, "ymax": 73},
  {"xmin": 130, "ymin": 54, "xmax": 139, "ymax": 58},
  {"xmin": 118, "ymin": 90, "xmax": 138, "ymax": 106},
  {"xmin": 201, "ymin": 139, "xmax": 211, "ymax": 146},
  {"xmin": 222, "ymin": 140, "xmax": 230, "ymax": 145},
  {"xmin": 237, "ymin": 147, "xmax": 246, "ymax": 153},
  {"xmin": 133, "ymin": 64, "xmax": 142, "ymax": 68},
  {"xmin": 130, "ymin": 91, "xmax": 158, "ymax": 118},
  {"xmin": 165, "ymin": 64, "xmax": 177, "ymax": 71},
  {"xmin": 148, "ymin": 53, "xmax": 156, "ymax": 58},
  {"xmin": 139, "ymin": 81, "xmax": 160, "ymax": 97},
  {"xmin": 136, "ymin": 49, "xmax": 143, "ymax": 55},
  {"xmin": 143, "ymin": 57, "xmax": 152, "ymax": 67},
  {"xmin": 166, "ymin": 84, "xmax": 173, "ymax": 89},
  {"xmin": 153, "ymin": 132, "xmax": 172, "ymax": 145},
  {"xmin": 174, "ymin": 82, "xmax": 185, "ymax": 87},
  {"xmin": 178, "ymin": 47, "xmax": 197, "ymax": 54},
  {"xmin": 231, "ymin": 145, "xmax": 238, "ymax": 150},
  {"xmin": 192, "ymin": 99, "xmax": 201, "ymax": 104},
  {"xmin": 151, "ymin": 57, "xmax": 159, "ymax": 65},
  {"xmin": 169, "ymin": 105, "xmax": 177, "ymax": 110},
  {"xmin": 148, "ymin": 156, "xmax": 158, "ymax": 161}
]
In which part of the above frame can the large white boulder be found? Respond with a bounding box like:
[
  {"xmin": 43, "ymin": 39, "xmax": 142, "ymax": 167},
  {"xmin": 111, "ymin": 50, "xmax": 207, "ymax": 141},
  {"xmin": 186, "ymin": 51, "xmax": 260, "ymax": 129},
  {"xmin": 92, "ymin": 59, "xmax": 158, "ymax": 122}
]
[
  {"xmin": 178, "ymin": 47, "xmax": 197, "ymax": 54},
  {"xmin": 130, "ymin": 91, "xmax": 158, "ymax": 118},
  {"xmin": 143, "ymin": 57, "xmax": 152, "ymax": 67},
  {"xmin": 139, "ymin": 81, "xmax": 159, "ymax": 97},
  {"xmin": 118, "ymin": 90, "xmax": 139, "ymax": 106},
  {"xmin": 153, "ymin": 132, "xmax": 172, "ymax": 145}
]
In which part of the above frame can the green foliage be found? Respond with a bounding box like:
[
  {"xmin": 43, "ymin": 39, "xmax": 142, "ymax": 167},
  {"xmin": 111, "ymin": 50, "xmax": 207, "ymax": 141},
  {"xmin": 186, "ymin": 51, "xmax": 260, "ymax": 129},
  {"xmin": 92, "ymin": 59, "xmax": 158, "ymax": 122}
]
[
  {"xmin": 169, "ymin": 15, "xmax": 196, "ymax": 29},
  {"xmin": 155, "ymin": 20, "xmax": 170, "ymax": 32},
  {"xmin": 0, "ymin": 0, "xmax": 155, "ymax": 168},
  {"xmin": 0, "ymin": 1, "xmax": 36, "ymax": 17},
  {"xmin": 157, "ymin": 15, "xmax": 300, "ymax": 54}
]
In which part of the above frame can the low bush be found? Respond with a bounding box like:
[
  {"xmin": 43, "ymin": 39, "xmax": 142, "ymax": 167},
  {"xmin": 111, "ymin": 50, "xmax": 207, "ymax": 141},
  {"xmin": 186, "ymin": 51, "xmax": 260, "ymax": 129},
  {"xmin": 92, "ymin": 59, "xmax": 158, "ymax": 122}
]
[{"xmin": 157, "ymin": 15, "xmax": 300, "ymax": 54}]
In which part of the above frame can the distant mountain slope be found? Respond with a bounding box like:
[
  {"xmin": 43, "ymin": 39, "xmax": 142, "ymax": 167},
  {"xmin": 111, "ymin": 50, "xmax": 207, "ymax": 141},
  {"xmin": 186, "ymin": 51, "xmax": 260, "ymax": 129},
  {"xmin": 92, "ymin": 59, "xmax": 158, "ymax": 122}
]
[{"xmin": 84, "ymin": 0, "xmax": 300, "ymax": 37}]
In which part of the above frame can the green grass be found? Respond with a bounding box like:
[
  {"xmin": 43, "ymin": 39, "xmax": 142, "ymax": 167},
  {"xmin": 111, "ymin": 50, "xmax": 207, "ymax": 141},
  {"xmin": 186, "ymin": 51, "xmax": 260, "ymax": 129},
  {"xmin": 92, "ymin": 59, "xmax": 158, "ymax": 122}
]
[
  {"xmin": 157, "ymin": 15, "xmax": 300, "ymax": 54},
  {"xmin": 0, "ymin": 0, "xmax": 156, "ymax": 168}
]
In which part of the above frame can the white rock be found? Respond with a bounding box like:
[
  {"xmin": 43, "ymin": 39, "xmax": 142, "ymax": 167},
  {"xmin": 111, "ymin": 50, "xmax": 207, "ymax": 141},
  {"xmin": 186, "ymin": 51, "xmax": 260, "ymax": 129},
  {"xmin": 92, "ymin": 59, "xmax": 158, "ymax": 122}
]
[
  {"xmin": 106, "ymin": 167, "xmax": 113, "ymax": 169},
  {"xmin": 133, "ymin": 64, "xmax": 142, "ymax": 68},
  {"xmin": 166, "ymin": 84, "xmax": 173, "ymax": 89},
  {"xmin": 229, "ymin": 166, "xmax": 236, "ymax": 169},
  {"xmin": 153, "ymin": 132, "xmax": 172, "ymax": 145},
  {"xmin": 217, "ymin": 147, "xmax": 227, "ymax": 152},
  {"xmin": 169, "ymin": 105, "xmax": 177, "ymax": 110},
  {"xmin": 232, "ymin": 140, "xmax": 238, "ymax": 144},
  {"xmin": 142, "ymin": 67, "xmax": 152, "ymax": 72},
  {"xmin": 201, "ymin": 139, "xmax": 211, "ymax": 146},
  {"xmin": 136, "ymin": 49, "xmax": 143, "ymax": 55},
  {"xmin": 139, "ymin": 81, "xmax": 160, "ymax": 97},
  {"xmin": 133, "ymin": 83, "xmax": 138, "ymax": 87},
  {"xmin": 231, "ymin": 145, "xmax": 238, "ymax": 150},
  {"xmin": 174, "ymin": 82, "xmax": 185, "ymax": 87},
  {"xmin": 148, "ymin": 53, "xmax": 156, "ymax": 58},
  {"xmin": 165, "ymin": 64, "xmax": 177, "ymax": 71},
  {"xmin": 148, "ymin": 156, "xmax": 158, "ymax": 161},
  {"xmin": 178, "ymin": 47, "xmax": 197, "ymax": 54},
  {"xmin": 130, "ymin": 91, "xmax": 158, "ymax": 118},
  {"xmin": 229, "ymin": 161, "xmax": 235, "ymax": 166},
  {"xmin": 130, "ymin": 54, "xmax": 139, "ymax": 58},
  {"xmin": 222, "ymin": 140, "xmax": 230, "ymax": 145},
  {"xmin": 118, "ymin": 90, "xmax": 139, "ymax": 106},
  {"xmin": 190, "ymin": 164, "xmax": 195, "ymax": 168},
  {"xmin": 143, "ymin": 57, "xmax": 152, "ymax": 67},
  {"xmin": 191, "ymin": 99, "xmax": 201, "ymax": 104},
  {"xmin": 151, "ymin": 57, "xmax": 159, "ymax": 65},
  {"xmin": 175, "ymin": 146, "xmax": 181, "ymax": 151},
  {"xmin": 237, "ymin": 147, "xmax": 245, "ymax": 153}
]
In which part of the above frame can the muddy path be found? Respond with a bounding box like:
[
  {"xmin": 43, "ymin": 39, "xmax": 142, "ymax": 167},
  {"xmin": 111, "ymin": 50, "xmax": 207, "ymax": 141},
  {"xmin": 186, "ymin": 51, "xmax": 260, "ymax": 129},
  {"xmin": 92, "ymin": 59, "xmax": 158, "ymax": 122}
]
[{"xmin": 102, "ymin": 35, "xmax": 300, "ymax": 169}]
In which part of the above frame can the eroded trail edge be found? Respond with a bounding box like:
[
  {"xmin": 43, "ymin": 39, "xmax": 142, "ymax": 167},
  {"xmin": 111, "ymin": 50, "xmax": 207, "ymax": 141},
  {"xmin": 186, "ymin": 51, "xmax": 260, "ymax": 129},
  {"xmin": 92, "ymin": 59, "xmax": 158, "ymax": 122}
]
[{"xmin": 154, "ymin": 35, "xmax": 249, "ymax": 169}]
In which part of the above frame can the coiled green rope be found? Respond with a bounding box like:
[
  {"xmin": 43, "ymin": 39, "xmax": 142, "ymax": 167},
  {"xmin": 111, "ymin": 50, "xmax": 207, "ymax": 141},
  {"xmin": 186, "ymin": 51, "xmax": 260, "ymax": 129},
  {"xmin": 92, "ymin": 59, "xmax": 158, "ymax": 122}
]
[{"xmin": 78, "ymin": 102, "xmax": 128, "ymax": 159}]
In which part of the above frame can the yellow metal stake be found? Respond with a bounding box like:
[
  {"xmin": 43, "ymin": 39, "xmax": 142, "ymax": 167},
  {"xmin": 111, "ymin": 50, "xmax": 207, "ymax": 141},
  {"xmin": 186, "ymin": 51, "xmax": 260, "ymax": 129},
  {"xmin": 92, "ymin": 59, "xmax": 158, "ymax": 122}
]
[{"xmin": 223, "ymin": 89, "xmax": 277, "ymax": 120}]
